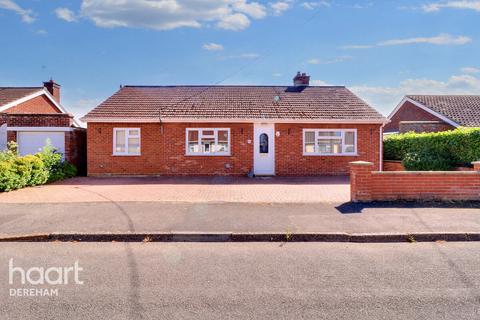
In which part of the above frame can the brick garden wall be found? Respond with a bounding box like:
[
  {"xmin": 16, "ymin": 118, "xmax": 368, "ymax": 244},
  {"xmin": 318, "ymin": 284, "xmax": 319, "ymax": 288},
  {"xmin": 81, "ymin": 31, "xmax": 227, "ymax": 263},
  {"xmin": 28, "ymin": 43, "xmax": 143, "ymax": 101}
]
[
  {"xmin": 350, "ymin": 161, "xmax": 480, "ymax": 202},
  {"xmin": 383, "ymin": 160, "xmax": 405, "ymax": 171}
]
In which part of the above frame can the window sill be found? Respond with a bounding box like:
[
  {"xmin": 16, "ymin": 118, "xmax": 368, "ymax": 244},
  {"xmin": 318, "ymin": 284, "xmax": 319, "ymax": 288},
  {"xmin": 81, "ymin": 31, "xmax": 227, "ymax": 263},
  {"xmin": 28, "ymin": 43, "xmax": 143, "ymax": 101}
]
[
  {"xmin": 303, "ymin": 153, "xmax": 358, "ymax": 157},
  {"xmin": 112, "ymin": 153, "xmax": 142, "ymax": 157},
  {"xmin": 185, "ymin": 153, "xmax": 231, "ymax": 157}
]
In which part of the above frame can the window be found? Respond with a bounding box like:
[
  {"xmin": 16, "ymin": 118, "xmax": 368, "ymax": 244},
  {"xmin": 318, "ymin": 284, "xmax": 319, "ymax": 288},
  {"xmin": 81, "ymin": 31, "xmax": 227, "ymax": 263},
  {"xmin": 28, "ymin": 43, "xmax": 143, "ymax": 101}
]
[
  {"xmin": 259, "ymin": 133, "xmax": 269, "ymax": 154},
  {"xmin": 303, "ymin": 129, "xmax": 356, "ymax": 156},
  {"xmin": 186, "ymin": 128, "xmax": 230, "ymax": 156},
  {"xmin": 113, "ymin": 128, "xmax": 141, "ymax": 156}
]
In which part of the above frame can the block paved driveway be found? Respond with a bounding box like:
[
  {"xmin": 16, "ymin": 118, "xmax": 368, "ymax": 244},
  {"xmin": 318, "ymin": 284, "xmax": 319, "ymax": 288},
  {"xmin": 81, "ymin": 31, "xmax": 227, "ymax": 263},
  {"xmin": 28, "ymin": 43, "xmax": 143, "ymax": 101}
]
[{"xmin": 0, "ymin": 176, "xmax": 350, "ymax": 204}]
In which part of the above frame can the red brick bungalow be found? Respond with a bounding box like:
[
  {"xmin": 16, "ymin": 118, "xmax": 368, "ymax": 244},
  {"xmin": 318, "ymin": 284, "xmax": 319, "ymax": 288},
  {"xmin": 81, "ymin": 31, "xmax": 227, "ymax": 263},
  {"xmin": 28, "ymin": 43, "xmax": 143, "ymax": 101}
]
[
  {"xmin": 81, "ymin": 73, "xmax": 387, "ymax": 176},
  {"xmin": 385, "ymin": 95, "xmax": 480, "ymax": 134},
  {"xmin": 0, "ymin": 81, "xmax": 86, "ymax": 171}
]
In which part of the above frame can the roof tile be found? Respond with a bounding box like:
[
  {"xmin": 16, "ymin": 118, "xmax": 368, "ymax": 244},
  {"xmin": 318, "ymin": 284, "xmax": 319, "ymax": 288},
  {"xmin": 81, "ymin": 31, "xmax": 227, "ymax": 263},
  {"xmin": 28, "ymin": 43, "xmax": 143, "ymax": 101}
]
[
  {"xmin": 83, "ymin": 85, "xmax": 386, "ymax": 122},
  {"xmin": 408, "ymin": 95, "xmax": 480, "ymax": 127}
]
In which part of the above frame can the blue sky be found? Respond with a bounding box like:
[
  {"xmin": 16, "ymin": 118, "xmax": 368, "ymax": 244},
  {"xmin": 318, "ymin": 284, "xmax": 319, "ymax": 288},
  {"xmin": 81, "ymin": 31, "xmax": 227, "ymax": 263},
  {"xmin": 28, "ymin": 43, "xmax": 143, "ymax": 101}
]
[{"xmin": 1, "ymin": 0, "xmax": 479, "ymax": 122}]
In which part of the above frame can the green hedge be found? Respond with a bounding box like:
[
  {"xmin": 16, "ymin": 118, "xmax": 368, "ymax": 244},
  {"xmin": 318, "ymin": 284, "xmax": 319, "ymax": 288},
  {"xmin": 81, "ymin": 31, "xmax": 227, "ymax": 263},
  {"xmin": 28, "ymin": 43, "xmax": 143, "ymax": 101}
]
[
  {"xmin": 0, "ymin": 142, "xmax": 77, "ymax": 192},
  {"xmin": 384, "ymin": 128, "xmax": 480, "ymax": 171}
]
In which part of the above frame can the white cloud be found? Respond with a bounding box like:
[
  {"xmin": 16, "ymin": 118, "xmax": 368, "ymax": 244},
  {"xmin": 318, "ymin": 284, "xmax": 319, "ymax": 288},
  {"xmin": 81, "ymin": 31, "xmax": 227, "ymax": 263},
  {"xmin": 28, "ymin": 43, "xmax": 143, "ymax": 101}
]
[
  {"xmin": 350, "ymin": 73, "xmax": 480, "ymax": 115},
  {"xmin": 202, "ymin": 42, "xmax": 224, "ymax": 51},
  {"xmin": 233, "ymin": 0, "xmax": 266, "ymax": 19},
  {"xmin": 35, "ymin": 29, "xmax": 47, "ymax": 35},
  {"xmin": 80, "ymin": 0, "xmax": 267, "ymax": 31},
  {"xmin": 311, "ymin": 79, "xmax": 332, "ymax": 86},
  {"xmin": 217, "ymin": 13, "xmax": 250, "ymax": 30},
  {"xmin": 0, "ymin": 0, "xmax": 35, "ymax": 23},
  {"xmin": 343, "ymin": 33, "xmax": 472, "ymax": 49},
  {"xmin": 270, "ymin": 1, "xmax": 292, "ymax": 15},
  {"xmin": 238, "ymin": 53, "xmax": 260, "ymax": 59},
  {"xmin": 423, "ymin": 1, "xmax": 480, "ymax": 12},
  {"xmin": 301, "ymin": 1, "xmax": 330, "ymax": 10},
  {"xmin": 461, "ymin": 67, "xmax": 480, "ymax": 74},
  {"xmin": 272, "ymin": 73, "xmax": 282, "ymax": 77},
  {"xmin": 307, "ymin": 55, "xmax": 352, "ymax": 64},
  {"xmin": 224, "ymin": 52, "xmax": 260, "ymax": 59},
  {"xmin": 351, "ymin": 2, "xmax": 373, "ymax": 9},
  {"xmin": 55, "ymin": 7, "xmax": 78, "ymax": 22}
]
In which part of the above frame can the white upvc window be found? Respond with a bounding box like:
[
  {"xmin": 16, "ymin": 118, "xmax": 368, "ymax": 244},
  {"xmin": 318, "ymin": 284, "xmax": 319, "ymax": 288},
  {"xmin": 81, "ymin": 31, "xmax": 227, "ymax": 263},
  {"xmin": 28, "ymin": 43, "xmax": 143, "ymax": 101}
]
[
  {"xmin": 186, "ymin": 128, "xmax": 231, "ymax": 156},
  {"xmin": 113, "ymin": 128, "xmax": 141, "ymax": 156},
  {"xmin": 303, "ymin": 129, "xmax": 357, "ymax": 156}
]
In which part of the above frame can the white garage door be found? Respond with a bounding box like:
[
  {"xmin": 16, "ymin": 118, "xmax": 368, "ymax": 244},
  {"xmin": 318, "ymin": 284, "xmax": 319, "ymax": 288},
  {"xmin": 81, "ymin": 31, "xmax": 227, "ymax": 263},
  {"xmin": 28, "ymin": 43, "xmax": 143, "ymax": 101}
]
[{"xmin": 17, "ymin": 132, "xmax": 65, "ymax": 157}]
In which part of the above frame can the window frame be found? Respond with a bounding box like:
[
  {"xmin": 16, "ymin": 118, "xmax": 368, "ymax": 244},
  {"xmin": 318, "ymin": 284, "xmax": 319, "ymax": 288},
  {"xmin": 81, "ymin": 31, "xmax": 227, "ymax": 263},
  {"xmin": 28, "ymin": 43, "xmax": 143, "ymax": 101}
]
[
  {"xmin": 113, "ymin": 128, "xmax": 141, "ymax": 156},
  {"xmin": 302, "ymin": 128, "xmax": 357, "ymax": 156},
  {"xmin": 185, "ymin": 128, "xmax": 231, "ymax": 156}
]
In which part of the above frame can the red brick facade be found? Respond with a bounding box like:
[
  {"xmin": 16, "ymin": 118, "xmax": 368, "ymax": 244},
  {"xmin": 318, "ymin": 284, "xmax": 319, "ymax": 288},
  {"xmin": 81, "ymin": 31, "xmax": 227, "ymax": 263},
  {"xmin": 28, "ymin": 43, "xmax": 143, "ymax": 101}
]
[
  {"xmin": 87, "ymin": 122, "xmax": 382, "ymax": 176},
  {"xmin": 6, "ymin": 113, "xmax": 74, "ymax": 127},
  {"xmin": 1, "ymin": 94, "xmax": 86, "ymax": 172},
  {"xmin": 350, "ymin": 161, "xmax": 480, "ymax": 202},
  {"xmin": 275, "ymin": 123, "xmax": 381, "ymax": 176},
  {"xmin": 4, "ymin": 94, "xmax": 61, "ymax": 114},
  {"xmin": 384, "ymin": 101, "xmax": 454, "ymax": 133}
]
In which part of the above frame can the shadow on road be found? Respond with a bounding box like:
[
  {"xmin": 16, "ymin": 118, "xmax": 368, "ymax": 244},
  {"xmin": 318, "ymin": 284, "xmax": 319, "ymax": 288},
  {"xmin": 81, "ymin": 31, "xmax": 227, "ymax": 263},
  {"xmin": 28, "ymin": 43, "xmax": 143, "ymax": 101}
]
[
  {"xmin": 336, "ymin": 201, "xmax": 480, "ymax": 214},
  {"xmin": 76, "ymin": 186, "xmax": 144, "ymax": 318}
]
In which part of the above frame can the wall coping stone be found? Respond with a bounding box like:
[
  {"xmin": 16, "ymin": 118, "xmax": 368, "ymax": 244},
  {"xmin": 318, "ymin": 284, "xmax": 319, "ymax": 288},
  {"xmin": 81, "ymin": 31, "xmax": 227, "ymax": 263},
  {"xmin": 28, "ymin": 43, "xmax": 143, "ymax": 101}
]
[{"xmin": 350, "ymin": 161, "xmax": 374, "ymax": 166}]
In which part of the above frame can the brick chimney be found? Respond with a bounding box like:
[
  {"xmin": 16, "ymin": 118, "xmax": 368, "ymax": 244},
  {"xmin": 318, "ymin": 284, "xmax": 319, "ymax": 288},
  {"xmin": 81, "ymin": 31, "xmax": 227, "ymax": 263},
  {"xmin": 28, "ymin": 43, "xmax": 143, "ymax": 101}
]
[
  {"xmin": 43, "ymin": 79, "xmax": 61, "ymax": 103},
  {"xmin": 293, "ymin": 72, "xmax": 310, "ymax": 87}
]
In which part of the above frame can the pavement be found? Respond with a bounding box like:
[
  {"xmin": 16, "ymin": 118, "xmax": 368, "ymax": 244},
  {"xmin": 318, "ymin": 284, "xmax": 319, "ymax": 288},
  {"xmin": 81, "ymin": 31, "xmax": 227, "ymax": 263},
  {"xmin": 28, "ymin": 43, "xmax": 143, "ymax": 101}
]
[
  {"xmin": 0, "ymin": 176, "xmax": 479, "ymax": 241},
  {"xmin": 1, "ymin": 242, "xmax": 479, "ymax": 319}
]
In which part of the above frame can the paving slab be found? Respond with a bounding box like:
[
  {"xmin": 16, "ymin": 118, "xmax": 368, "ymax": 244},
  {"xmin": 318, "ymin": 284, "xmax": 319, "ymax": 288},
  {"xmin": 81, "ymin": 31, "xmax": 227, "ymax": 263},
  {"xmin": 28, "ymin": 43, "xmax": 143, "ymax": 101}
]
[{"xmin": 0, "ymin": 176, "xmax": 350, "ymax": 204}]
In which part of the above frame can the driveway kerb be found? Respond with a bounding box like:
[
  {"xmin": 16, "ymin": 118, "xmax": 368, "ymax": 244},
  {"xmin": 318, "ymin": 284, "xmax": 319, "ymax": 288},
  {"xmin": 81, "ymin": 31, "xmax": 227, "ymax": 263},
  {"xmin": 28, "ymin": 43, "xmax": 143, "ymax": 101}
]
[{"xmin": 1, "ymin": 232, "xmax": 479, "ymax": 243}]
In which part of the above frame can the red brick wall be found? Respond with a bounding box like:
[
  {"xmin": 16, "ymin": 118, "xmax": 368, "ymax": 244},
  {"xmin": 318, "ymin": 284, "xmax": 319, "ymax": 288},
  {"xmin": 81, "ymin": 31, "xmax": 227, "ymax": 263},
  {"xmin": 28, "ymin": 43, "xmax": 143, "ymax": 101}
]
[
  {"xmin": 6, "ymin": 113, "xmax": 73, "ymax": 127},
  {"xmin": 384, "ymin": 101, "xmax": 454, "ymax": 133},
  {"xmin": 383, "ymin": 160, "xmax": 404, "ymax": 171},
  {"xmin": 275, "ymin": 123, "xmax": 382, "ymax": 175},
  {"xmin": 87, "ymin": 122, "xmax": 382, "ymax": 176},
  {"xmin": 399, "ymin": 121, "xmax": 453, "ymax": 133},
  {"xmin": 65, "ymin": 129, "xmax": 87, "ymax": 175},
  {"xmin": 4, "ymin": 94, "xmax": 62, "ymax": 114},
  {"xmin": 87, "ymin": 122, "xmax": 254, "ymax": 176},
  {"xmin": 351, "ymin": 161, "xmax": 480, "ymax": 202}
]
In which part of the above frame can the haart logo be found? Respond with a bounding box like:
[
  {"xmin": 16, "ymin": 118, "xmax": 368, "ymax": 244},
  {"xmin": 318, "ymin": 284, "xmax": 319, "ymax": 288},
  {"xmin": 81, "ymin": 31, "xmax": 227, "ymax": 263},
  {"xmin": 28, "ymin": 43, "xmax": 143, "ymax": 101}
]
[{"xmin": 8, "ymin": 259, "xmax": 84, "ymax": 297}]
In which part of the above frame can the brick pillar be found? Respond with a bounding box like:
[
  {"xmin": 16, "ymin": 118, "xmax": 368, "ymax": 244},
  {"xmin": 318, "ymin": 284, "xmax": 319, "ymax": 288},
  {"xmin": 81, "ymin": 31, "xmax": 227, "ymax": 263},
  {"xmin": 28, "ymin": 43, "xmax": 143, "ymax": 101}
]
[
  {"xmin": 473, "ymin": 161, "xmax": 480, "ymax": 171},
  {"xmin": 350, "ymin": 161, "xmax": 374, "ymax": 202}
]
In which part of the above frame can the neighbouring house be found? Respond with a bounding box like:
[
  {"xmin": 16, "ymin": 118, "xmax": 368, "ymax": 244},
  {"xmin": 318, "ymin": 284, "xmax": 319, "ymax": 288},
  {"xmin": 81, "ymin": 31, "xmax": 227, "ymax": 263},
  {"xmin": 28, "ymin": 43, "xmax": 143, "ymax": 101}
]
[
  {"xmin": 81, "ymin": 72, "xmax": 386, "ymax": 176},
  {"xmin": 0, "ymin": 80, "xmax": 86, "ymax": 172},
  {"xmin": 384, "ymin": 95, "xmax": 480, "ymax": 134}
]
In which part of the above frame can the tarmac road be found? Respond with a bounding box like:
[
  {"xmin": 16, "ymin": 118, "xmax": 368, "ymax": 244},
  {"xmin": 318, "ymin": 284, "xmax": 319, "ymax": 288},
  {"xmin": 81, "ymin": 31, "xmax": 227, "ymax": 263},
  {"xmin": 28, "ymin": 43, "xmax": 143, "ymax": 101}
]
[{"xmin": 1, "ymin": 242, "xmax": 479, "ymax": 319}]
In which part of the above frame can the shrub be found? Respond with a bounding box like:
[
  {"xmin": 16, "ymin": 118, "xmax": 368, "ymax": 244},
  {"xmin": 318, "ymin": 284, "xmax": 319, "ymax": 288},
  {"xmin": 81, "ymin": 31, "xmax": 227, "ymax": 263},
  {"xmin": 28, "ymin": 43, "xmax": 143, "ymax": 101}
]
[
  {"xmin": 12, "ymin": 156, "xmax": 33, "ymax": 189},
  {"xmin": 402, "ymin": 151, "xmax": 452, "ymax": 171},
  {"xmin": 384, "ymin": 128, "xmax": 480, "ymax": 170},
  {"xmin": 0, "ymin": 161, "xmax": 19, "ymax": 192},
  {"xmin": 0, "ymin": 142, "xmax": 77, "ymax": 192},
  {"xmin": 25, "ymin": 155, "xmax": 49, "ymax": 186}
]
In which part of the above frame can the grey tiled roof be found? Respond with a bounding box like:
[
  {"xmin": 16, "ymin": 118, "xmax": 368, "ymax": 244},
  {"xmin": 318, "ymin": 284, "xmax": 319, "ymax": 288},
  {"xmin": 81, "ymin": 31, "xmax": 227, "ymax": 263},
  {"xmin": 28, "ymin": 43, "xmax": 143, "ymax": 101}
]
[
  {"xmin": 408, "ymin": 95, "xmax": 480, "ymax": 127},
  {"xmin": 0, "ymin": 87, "xmax": 42, "ymax": 108},
  {"xmin": 82, "ymin": 85, "xmax": 386, "ymax": 122}
]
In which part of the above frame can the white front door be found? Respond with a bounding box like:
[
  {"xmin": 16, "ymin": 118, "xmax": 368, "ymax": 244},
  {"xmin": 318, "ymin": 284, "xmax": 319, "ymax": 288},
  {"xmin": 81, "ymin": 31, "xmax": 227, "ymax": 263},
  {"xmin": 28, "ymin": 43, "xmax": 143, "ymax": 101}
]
[{"xmin": 254, "ymin": 123, "xmax": 275, "ymax": 175}]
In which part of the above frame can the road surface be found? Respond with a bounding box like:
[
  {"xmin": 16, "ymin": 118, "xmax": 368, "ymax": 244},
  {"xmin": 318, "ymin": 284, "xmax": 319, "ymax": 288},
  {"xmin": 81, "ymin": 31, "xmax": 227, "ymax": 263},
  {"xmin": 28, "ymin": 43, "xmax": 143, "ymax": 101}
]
[{"xmin": 1, "ymin": 242, "xmax": 479, "ymax": 319}]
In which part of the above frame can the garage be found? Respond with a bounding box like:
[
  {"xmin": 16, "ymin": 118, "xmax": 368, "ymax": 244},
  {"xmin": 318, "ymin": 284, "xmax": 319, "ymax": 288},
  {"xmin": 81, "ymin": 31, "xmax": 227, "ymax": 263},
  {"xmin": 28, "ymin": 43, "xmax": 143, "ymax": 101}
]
[{"xmin": 17, "ymin": 131, "xmax": 65, "ymax": 157}]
